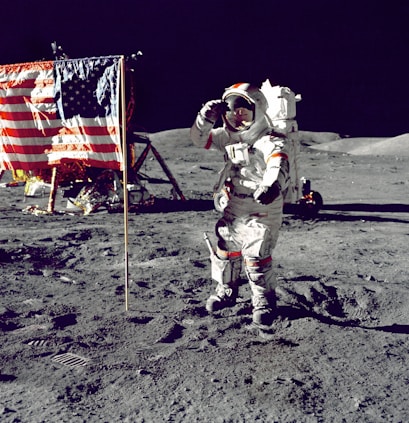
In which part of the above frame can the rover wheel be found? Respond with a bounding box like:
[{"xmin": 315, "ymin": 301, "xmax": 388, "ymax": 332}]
[{"xmin": 298, "ymin": 190, "xmax": 323, "ymax": 217}]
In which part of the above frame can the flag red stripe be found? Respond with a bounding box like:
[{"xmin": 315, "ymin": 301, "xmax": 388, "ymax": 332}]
[
  {"xmin": 1, "ymin": 144, "xmax": 51, "ymax": 154},
  {"xmin": 0, "ymin": 96, "xmax": 55, "ymax": 105},
  {"xmin": 1, "ymin": 125, "xmax": 118, "ymax": 138},
  {"xmin": 2, "ymin": 143, "xmax": 120, "ymax": 154},
  {"xmin": 0, "ymin": 111, "xmax": 57, "ymax": 121},
  {"xmin": 0, "ymin": 158, "xmax": 122, "ymax": 171}
]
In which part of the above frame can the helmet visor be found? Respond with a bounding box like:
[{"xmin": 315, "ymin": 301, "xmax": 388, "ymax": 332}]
[{"xmin": 223, "ymin": 95, "xmax": 255, "ymax": 131}]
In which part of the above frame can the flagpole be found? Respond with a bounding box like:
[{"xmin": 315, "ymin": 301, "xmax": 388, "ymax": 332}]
[
  {"xmin": 120, "ymin": 56, "xmax": 130, "ymax": 311},
  {"xmin": 47, "ymin": 167, "xmax": 58, "ymax": 213}
]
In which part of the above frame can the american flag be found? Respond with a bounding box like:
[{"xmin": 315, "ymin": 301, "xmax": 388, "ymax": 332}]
[{"xmin": 0, "ymin": 56, "xmax": 123, "ymax": 171}]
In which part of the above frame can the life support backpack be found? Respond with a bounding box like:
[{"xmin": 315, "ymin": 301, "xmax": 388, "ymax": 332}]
[{"xmin": 260, "ymin": 79, "xmax": 302, "ymax": 204}]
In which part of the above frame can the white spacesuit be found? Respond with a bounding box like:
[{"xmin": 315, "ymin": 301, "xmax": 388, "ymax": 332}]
[{"xmin": 190, "ymin": 82, "xmax": 291, "ymax": 327}]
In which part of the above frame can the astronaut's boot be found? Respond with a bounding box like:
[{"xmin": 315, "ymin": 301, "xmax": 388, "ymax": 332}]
[
  {"xmin": 251, "ymin": 291, "xmax": 276, "ymax": 327},
  {"xmin": 206, "ymin": 283, "xmax": 238, "ymax": 313},
  {"xmin": 206, "ymin": 253, "xmax": 241, "ymax": 313},
  {"xmin": 245, "ymin": 256, "xmax": 277, "ymax": 327}
]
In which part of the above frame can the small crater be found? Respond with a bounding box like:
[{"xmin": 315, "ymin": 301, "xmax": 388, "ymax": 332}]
[{"xmin": 52, "ymin": 313, "xmax": 77, "ymax": 330}]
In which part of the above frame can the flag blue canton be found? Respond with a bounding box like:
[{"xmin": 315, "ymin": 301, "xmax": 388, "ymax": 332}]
[{"xmin": 54, "ymin": 57, "xmax": 119, "ymax": 120}]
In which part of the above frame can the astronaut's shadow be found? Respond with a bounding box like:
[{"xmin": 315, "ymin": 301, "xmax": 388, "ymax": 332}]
[
  {"xmin": 132, "ymin": 198, "xmax": 215, "ymax": 213},
  {"xmin": 277, "ymin": 304, "xmax": 409, "ymax": 334},
  {"xmin": 284, "ymin": 203, "xmax": 409, "ymax": 224},
  {"xmin": 323, "ymin": 203, "xmax": 409, "ymax": 214},
  {"xmin": 133, "ymin": 200, "xmax": 409, "ymax": 223}
]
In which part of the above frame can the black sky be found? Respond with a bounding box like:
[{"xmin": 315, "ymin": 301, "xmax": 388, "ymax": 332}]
[{"xmin": 1, "ymin": 0, "xmax": 408, "ymax": 136}]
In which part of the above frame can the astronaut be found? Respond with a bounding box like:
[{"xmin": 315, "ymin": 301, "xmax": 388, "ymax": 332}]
[{"xmin": 190, "ymin": 82, "xmax": 291, "ymax": 328}]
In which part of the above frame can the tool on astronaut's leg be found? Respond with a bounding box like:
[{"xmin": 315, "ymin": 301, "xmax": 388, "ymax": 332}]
[{"xmin": 203, "ymin": 232, "xmax": 240, "ymax": 313}]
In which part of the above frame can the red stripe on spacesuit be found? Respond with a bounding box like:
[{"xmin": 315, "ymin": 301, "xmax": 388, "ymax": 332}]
[
  {"xmin": 230, "ymin": 83, "xmax": 245, "ymax": 89},
  {"xmin": 216, "ymin": 248, "xmax": 242, "ymax": 259},
  {"xmin": 204, "ymin": 133, "xmax": 213, "ymax": 150},
  {"xmin": 244, "ymin": 256, "xmax": 272, "ymax": 267},
  {"xmin": 266, "ymin": 152, "xmax": 288, "ymax": 164}
]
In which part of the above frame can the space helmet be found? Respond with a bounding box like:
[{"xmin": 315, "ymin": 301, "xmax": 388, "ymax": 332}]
[{"xmin": 221, "ymin": 82, "xmax": 269, "ymax": 139}]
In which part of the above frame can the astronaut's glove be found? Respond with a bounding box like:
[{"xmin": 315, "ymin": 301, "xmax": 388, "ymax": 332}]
[
  {"xmin": 254, "ymin": 181, "xmax": 281, "ymax": 205},
  {"xmin": 199, "ymin": 100, "xmax": 228, "ymax": 124}
]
